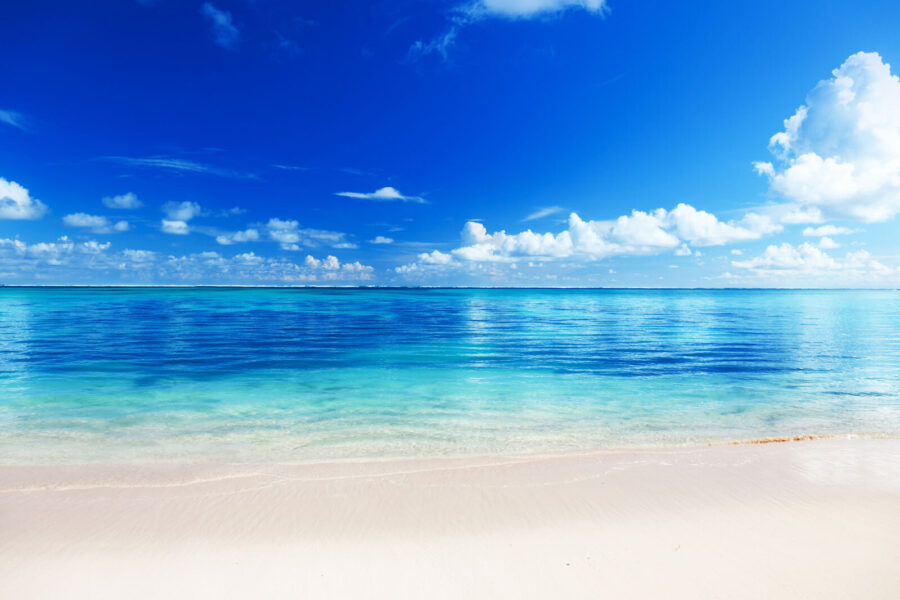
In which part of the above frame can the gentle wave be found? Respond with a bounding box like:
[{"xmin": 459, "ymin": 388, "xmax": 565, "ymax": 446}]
[{"xmin": 1, "ymin": 288, "xmax": 899, "ymax": 462}]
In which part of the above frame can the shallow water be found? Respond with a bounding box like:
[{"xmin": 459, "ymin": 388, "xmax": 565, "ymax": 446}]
[{"xmin": 1, "ymin": 288, "xmax": 898, "ymax": 462}]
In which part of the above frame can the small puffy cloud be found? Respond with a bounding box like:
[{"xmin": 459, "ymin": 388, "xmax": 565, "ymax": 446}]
[
  {"xmin": 523, "ymin": 206, "xmax": 564, "ymax": 222},
  {"xmin": 266, "ymin": 218, "xmax": 351, "ymax": 249},
  {"xmin": 369, "ymin": 236, "xmax": 394, "ymax": 244},
  {"xmin": 123, "ymin": 249, "xmax": 155, "ymax": 263},
  {"xmin": 161, "ymin": 220, "xmax": 190, "ymax": 235},
  {"xmin": 336, "ymin": 186, "xmax": 426, "ymax": 204},
  {"xmin": 756, "ymin": 52, "xmax": 900, "ymax": 223},
  {"xmin": 163, "ymin": 201, "xmax": 202, "ymax": 221},
  {"xmin": 802, "ymin": 225, "xmax": 856, "ymax": 237},
  {"xmin": 674, "ymin": 244, "xmax": 692, "ymax": 256},
  {"xmin": 63, "ymin": 213, "xmax": 129, "ymax": 234},
  {"xmin": 0, "ymin": 178, "xmax": 48, "ymax": 220},
  {"xmin": 102, "ymin": 192, "xmax": 142, "ymax": 209},
  {"xmin": 817, "ymin": 236, "xmax": 839, "ymax": 249},
  {"xmin": 0, "ymin": 235, "xmax": 113, "ymax": 267},
  {"xmin": 200, "ymin": 2, "xmax": 240, "ymax": 50},
  {"xmin": 0, "ymin": 110, "xmax": 27, "ymax": 131},
  {"xmin": 216, "ymin": 228, "xmax": 260, "ymax": 245}
]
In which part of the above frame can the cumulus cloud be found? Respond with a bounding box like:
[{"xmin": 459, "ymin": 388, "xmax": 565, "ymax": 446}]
[
  {"xmin": 200, "ymin": 3, "xmax": 240, "ymax": 50},
  {"xmin": 523, "ymin": 206, "xmax": 564, "ymax": 222},
  {"xmin": 0, "ymin": 236, "xmax": 374, "ymax": 284},
  {"xmin": 163, "ymin": 201, "xmax": 203, "ymax": 221},
  {"xmin": 0, "ymin": 178, "xmax": 48, "ymax": 220},
  {"xmin": 335, "ymin": 186, "xmax": 426, "ymax": 204},
  {"xmin": 817, "ymin": 236, "xmax": 839, "ymax": 249},
  {"xmin": 732, "ymin": 242, "xmax": 892, "ymax": 279},
  {"xmin": 166, "ymin": 251, "xmax": 373, "ymax": 283},
  {"xmin": 0, "ymin": 236, "xmax": 112, "ymax": 267},
  {"xmin": 63, "ymin": 213, "xmax": 129, "ymax": 234},
  {"xmin": 216, "ymin": 228, "xmax": 260, "ymax": 245},
  {"xmin": 161, "ymin": 220, "xmax": 190, "ymax": 235},
  {"xmin": 159, "ymin": 202, "xmax": 202, "ymax": 235},
  {"xmin": 369, "ymin": 236, "xmax": 394, "ymax": 244},
  {"xmin": 396, "ymin": 203, "xmax": 779, "ymax": 274},
  {"xmin": 102, "ymin": 192, "xmax": 142, "ymax": 209},
  {"xmin": 755, "ymin": 52, "xmax": 900, "ymax": 223},
  {"xmin": 266, "ymin": 218, "xmax": 351, "ymax": 250}
]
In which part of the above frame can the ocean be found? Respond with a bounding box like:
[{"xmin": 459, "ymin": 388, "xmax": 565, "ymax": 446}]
[{"xmin": 1, "ymin": 288, "xmax": 898, "ymax": 463}]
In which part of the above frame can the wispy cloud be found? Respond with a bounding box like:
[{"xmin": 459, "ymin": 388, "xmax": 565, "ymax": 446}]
[
  {"xmin": 336, "ymin": 186, "xmax": 427, "ymax": 204},
  {"xmin": 272, "ymin": 164, "xmax": 309, "ymax": 172},
  {"xmin": 200, "ymin": 3, "xmax": 240, "ymax": 50},
  {"xmin": 101, "ymin": 156, "xmax": 256, "ymax": 179},
  {"xmin": 409, "ymin": 0, "xmax": 609, "ymax": 61},
  {"xmin": 523, "ymin": 206, "xmax": 564, "ymax": 222},
  {"xmin": 0, "ymin": 110, "xmax": 27, "ymax": 131}
]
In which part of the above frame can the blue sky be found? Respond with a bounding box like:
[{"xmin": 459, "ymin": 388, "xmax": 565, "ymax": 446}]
[{"xmin": 2, "ymin": 0, "xmax": 900, "ymax": 286}]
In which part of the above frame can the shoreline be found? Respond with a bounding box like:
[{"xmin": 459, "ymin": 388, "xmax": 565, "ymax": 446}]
[
  {"xmin": 2, "ymin": 438, "xmax": 898, "ymax": 598},
  {"xmin": 3, "ymin": 430, "xmax": 894, "ymax": 469}
]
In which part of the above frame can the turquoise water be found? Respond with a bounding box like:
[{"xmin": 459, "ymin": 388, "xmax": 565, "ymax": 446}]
[{"xmin": 1, "ymin": 288, "xmax": 898, "ymax": 463}]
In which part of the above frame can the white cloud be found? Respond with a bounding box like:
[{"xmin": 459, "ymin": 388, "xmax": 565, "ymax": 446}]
[
  {"xmin": 802, "ymin": 225, "xmax": 856, "ymax": 237},
  {"xmin": 732, "ymin": 242, "xmax": 892, "ymax": 278},
  {"xmin": 161, "ymin": 220, "xmax": 190, "ymax": 235},
  {"xmin": 523, "ymin": 206, "xmax": 564, "ymax": 221},
  {"xmin": 409, "ymin": 0, "xmax": 607, "ymax": 61},
  {"xmin": 0, "ymin": 235, "xmax": 113, "ymax": 267},
  {"xmin": 63, "ymin": 213, "xmax": 129, "ymax": 234},
  {"xmin": 0, "ymin": 236, "xmax": 375, "ymax": 284},
  {"xmin": 163, "ymin": 201, "xmax": 202, "ymax": 221},
  {"xmin": 0, "ymin": 178, "xmax": 48, "ymax": 220},
  {"xmin": 466, "ymin": 0, "xmax": 608, "ymax": 19},
  {"xmin": 396, "ymin": 203, "xmax": 780, "ymax": 274},
  {"xmin": 336, "ymin": 186, "xmax": 426, "ymax": 204},
  {"xmin": 773, "ymin": 204, "xmax": 825, "ymax": 225},
  {"xmin": 200, "ymin": 3, "xmax": 240, "ymax": 50},
  {"xmin": 756, "ymin": 52, "xmax": 900, "ymax": 223},
  {"xmin": 370, "ymin": 236, "xmax": 394, "ymax": 244},
  {"xmin": 0, "ymin": 110, "xmax": 27, "ymax": 131},
  {"xmin": 216, "ymin": 228, "xmax": 260, "ymax": 245},
  {"xmin": 817, "ymin": 236, "xmax": 839, "ymax": 249},
  {"xmin": 102, "ymin": 192, "xmax": 142, "ymax": 209},
  {"xmin": 667, "ymin": 203, "xmax": 782, "ymax": 246},
  {"xmin": 266, "ymin": 218, "xmax": 351, "ymax": 249}
]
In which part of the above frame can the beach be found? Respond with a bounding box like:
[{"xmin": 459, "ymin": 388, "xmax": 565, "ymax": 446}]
[{"xmin": 2, "ymin": 437, "xmax": 898, "ymax": 599}]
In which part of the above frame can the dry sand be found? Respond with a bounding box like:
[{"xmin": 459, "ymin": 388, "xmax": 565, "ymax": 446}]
[{"xmin": 1, "ymin": 438, "xmax": 899, "ymax": 599}]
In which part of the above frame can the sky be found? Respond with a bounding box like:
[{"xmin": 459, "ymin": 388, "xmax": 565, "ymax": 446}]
[{"xmin": 2, "ymin": 0, "xmax": 900, "ymax": 287}]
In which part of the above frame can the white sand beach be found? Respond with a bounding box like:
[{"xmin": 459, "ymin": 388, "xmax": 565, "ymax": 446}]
[{"xmin": 2, "ymin": 438, "xmax": 899, "ymax": 599}]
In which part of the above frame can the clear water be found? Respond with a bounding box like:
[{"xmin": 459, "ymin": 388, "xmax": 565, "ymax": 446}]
[{"xmin": 1, "ymin": 288, "xmax": 898, "ymax": 463}]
